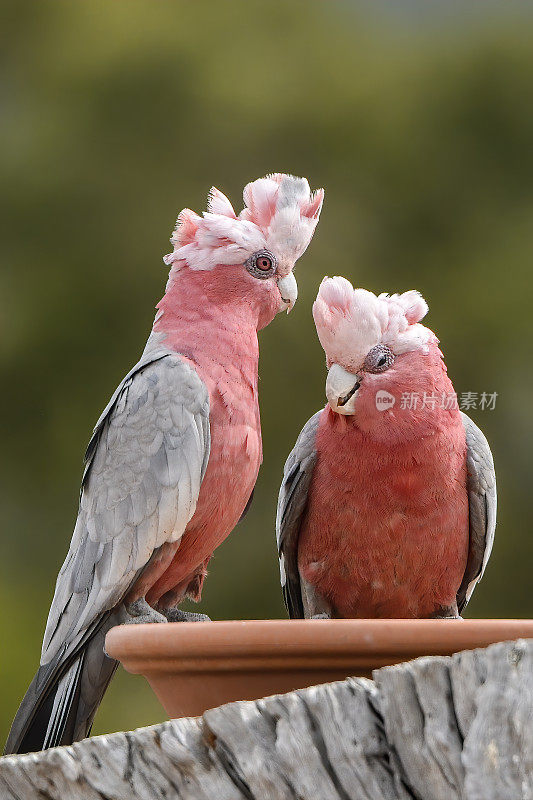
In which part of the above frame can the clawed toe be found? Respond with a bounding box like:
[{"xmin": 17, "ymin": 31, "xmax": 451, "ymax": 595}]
[
  {"xmin": 160, "ymin": 608, "xmax": 211, "ymax": 623},
  {"xmin": 123, "ymin": 598, "xmax": 168, "ymax": 625},
  {"xmin": 430, "ymin": 603, "xmax": 461, "ymax": 620}
]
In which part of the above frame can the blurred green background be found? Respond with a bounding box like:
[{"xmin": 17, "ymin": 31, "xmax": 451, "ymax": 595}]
[{"xmin": 1, "ymin": 0, "xmax": 533, "ymax": 741}]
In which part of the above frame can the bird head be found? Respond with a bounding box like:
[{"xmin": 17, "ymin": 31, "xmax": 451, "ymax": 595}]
[
  {"xmin": 163, "ymin": 174, "xmax": 323, "ymax": 330},
  {"xmin": 312, "ymin": 277, "xmax": 449, "ymax": 439}
]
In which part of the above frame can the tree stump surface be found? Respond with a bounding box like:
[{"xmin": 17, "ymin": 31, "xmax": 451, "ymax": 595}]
[{"xmin": 1, "ymin": 638, "xmax": 532, "ymax": 800}]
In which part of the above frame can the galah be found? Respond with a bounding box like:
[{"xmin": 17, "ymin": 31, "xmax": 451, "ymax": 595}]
[
  {"xmin": 6, "ymin": 173, "xmax": 324, "ymax": 754},
  {"xmin": 277, "ymin": 276, "xmax": 496, "ymax": 620}
]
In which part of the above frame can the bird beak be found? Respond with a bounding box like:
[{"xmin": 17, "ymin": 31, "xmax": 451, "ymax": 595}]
[
  {"xmin": 278, "ymin": 273, "xmax": 298, "ymax": 313},
  {"xmin": 326, "ymin": 364, "xmax": 361, "ymax": 415}
]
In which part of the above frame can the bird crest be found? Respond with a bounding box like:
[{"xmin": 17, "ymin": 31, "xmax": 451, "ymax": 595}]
[
  {"xmin": 313, "ymin": 276, "xmax": 432, "ymax": 371},
  {"xmin": 164, "ymin": 174, "xmax": 324, "ymax": 274}
]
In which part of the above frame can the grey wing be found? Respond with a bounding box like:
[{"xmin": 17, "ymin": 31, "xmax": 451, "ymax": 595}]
[
  {"xmin": 457, "ymin": 411, "xmax": 497, "ymax": 614},
  {"xmin": 276, "ymin": 411, "xmax": 321, "ymax": 618},
  {"xmin": 41, "ymin": 352, "xmax": 210, "ymax": 665}
]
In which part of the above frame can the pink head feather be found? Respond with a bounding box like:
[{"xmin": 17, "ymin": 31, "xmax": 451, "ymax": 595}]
[
  {"xmin": 313, "ymin": 276, "xmax": 431, "ymax": 371},
  {"xmin": 164, "ymin": 173, "xmax": 324, "ymax": 275}
]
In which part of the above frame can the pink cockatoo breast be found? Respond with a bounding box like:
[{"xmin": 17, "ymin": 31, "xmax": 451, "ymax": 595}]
[
  {"xmin": 299, "ymin": 279, "xmax": 470, "ymax": 618},
  {"xmin": 299, "ymin": 396, "xmax": 469, "ymax": 618},
  {"xmin": 146, "ymin": 347, "xmax": 262, "ymax": 608},
  {"xmin": 144, "ymin": 270, "xmax": 265, "ymax": 607}
]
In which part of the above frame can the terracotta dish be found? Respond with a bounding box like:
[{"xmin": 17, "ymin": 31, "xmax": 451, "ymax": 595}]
[{"xmin": 105, "ymin": 618, "xmax": 533, "ymax": 719}]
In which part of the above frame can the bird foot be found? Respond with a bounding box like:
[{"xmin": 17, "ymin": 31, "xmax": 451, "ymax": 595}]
[
  {"xmin": 159, "ymin": 608, "xmax": 211, "ymax": 623},
  {"xmin": 430, "ymin": 603, "xmax": 461, "ymax": 620},
  {"xmin": 311, "ymin": 612, "xmax": 331, "ymax": 620},
  {"xmin": 123, "ymin": 598, "xmax": 168, "ymax": 625}
]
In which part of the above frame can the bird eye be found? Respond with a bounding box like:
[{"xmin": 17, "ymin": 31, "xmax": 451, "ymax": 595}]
[
  {"xmin": 364, "ymin": 344, "xmax": 395, "ymax": 373},
  {"xmin": 245, "ymin": 250, "xmax": 277, "ymax": 279},
  {"xmin": 257, "ymin": 255, "xmax": 273, "ymax": 271}
]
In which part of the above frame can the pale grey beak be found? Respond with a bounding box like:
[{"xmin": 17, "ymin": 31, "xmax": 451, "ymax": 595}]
[
  {"xmin": 326, "ymin": 364, "xmax": 361, "ymax": 415},
  {"xmin": 278, "ymin": 273, "xmax": 298, "ymax": 313}
]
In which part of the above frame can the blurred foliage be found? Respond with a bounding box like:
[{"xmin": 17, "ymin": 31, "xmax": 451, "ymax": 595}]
[{"xmin": 1, "ymin": 0, "xmax": 533, "ymax": 741}]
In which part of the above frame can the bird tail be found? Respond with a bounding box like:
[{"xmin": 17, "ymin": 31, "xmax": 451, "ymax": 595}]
[{"xmin": 4, "ymin": 623, "xmax": 117, "ymax": 755}]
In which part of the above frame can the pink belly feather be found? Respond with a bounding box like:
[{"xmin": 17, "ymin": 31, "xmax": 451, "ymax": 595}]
[{"xmin": 298, "ymin": 410, "xmax": 469, "ymax": 618}]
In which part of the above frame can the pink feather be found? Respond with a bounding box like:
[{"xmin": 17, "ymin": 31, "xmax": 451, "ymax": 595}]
[{"xmin": 299, "ymin": 344, "xmax": 469, "ymax": 618}]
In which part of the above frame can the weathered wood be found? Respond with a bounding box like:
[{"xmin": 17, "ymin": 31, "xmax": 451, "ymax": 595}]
[{"xmin": 1, "ymin": 638, "xmax": 532, "ymax": 800}]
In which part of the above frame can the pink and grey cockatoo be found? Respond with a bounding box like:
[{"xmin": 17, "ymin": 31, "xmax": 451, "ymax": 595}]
[
  {"xmin": 6, "ymin": 173, "xmax": 323, "ymax": 754},
  {"xmin": 277, "ymin": 277, "xmax": 496, "ymax": 620}
]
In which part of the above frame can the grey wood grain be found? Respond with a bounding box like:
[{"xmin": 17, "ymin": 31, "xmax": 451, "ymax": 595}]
[{"xmin": 1, "ymin": 639, "xmax": 532, "ymax": 800}]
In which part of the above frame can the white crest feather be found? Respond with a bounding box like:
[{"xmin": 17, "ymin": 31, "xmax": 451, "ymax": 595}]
[
  {"xmin": 164, "ymin": 174, "xmax": 324, "ymax": 273},
  {"xmin": 207, "ymin": 187, "xmax": 236, "ymax": 218},
  {"xmin": 313, "ymin": 277, "xmax": 432, "ymax": 371}
]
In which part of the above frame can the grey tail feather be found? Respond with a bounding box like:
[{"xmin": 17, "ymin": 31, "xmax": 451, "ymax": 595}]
[{"xmin": 4, "ymin": 622, "xmax": 118, "ymax": 755}]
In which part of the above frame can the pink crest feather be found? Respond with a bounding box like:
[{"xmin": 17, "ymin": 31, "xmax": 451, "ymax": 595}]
[
  {"xmin": 302, "ymin": 188, "xmax": 324, "ymax": 220},
  {"xmin": 384, "ymin": 290, "xmax": 429, "ymax": 324},
  {"xmin": 313, "ymin": 277, "xmax": 432, "ymax": 370},
  {"xmin": 315, "ymin": 275, "xmax": 354, "ymax": 311},
  {"xmin": 164, "ymin": 173, "xmax": 324, "ymax": 271},
  {"xmin": 163, "ymin": 209, "xmax": 200, "ymax": 265},
  {"xmin": 207, "ymin": 187, "xmax": 237, "ymax": 218},
  {"xmin": 242, "ymin": 176, "xmax": 280, "ymax": 228}
]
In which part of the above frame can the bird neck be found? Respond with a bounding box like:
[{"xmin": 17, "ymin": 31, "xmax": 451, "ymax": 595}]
[{"xmin": 152, "ymin": 271, "xmax": 261, "ymax": 386}]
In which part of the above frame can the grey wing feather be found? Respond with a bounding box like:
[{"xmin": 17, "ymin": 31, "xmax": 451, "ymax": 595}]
[
  {"xmin": 276, "ymin": 410, "xmax": 321, "ymax": 618},
  {"xmin": 41, "ymin": 352, "xmax": 210, "ymax": 665},
  {"xmin": 457, "ymin": 411, "xmax": 497, "ymax": 613},
  {"xmin": 82, "ymin": 344, "xmax": 171, "ymax": 482}
]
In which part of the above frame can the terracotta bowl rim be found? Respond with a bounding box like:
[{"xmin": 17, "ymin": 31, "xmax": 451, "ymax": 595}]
[{"xmin": 105, "ymin": 618, "xmax": 533, "ymax": 666}]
